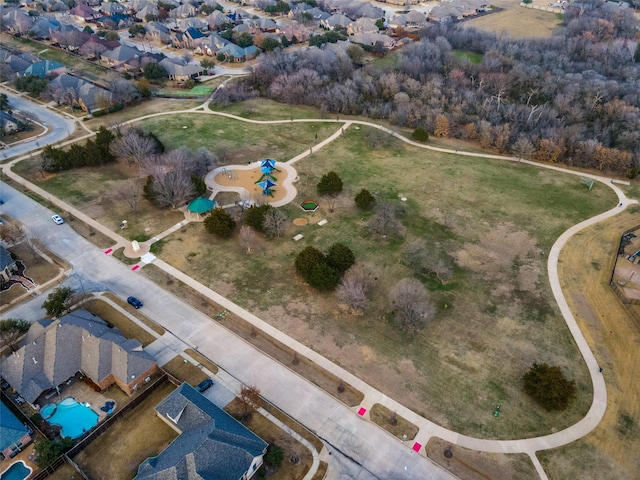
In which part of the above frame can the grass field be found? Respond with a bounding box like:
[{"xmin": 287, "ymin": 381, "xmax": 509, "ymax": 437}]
[
  {"xmin": 136, "ymin": 113, "xmax": 340, "ymax": 163},
  {"xmin": 153, "ymin": 122, "xmax": 616, "ymax": 438},
  {"xmin": 82, "ymin": 297, "xmax": 158, "ymax": 346},
  {"xmin": 464, "ymin": 2, "xmax": 563, "ymax": 38},
  {"xmin": 537, "ymin": 208, "xmax": 640, "ymax": 479}
]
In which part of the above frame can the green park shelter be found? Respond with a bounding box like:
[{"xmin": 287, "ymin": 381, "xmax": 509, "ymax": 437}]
[{"xmin": 187, "ymin": 197, "xmax": 216, "ymax": 217}]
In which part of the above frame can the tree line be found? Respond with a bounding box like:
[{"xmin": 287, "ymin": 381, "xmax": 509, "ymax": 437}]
[{"xmin": 221, "ymin": 2, "xmax": 640, "ymax": 177}]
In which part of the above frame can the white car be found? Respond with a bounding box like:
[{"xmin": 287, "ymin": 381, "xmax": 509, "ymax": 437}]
[{"xmin": 51, "ymin": 215, "xmax": 65, "ymax": 225}]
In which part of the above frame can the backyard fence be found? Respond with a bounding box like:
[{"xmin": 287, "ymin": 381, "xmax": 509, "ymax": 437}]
[{"xmin": 29, "ymin": 373, "xmax": 169, "ymax": 480}]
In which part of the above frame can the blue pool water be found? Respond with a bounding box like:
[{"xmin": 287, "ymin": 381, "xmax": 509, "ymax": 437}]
[
  {"xmin": 0, "ymin": 461, "xmax": 31, "ymax": 480},
  {"xmin": 47, "ymin": 397, "xmax": 99, "ymax": 439}
]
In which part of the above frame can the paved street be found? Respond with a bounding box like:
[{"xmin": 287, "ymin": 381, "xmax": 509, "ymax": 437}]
[{"xmin": 0, "ymin": 87, "xmax": 76, "ymax": 159}]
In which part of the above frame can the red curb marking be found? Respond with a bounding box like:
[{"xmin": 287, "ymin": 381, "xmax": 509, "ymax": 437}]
[
  {"xmin": 412, "ymin": 442, "xmax": 422, "ymax": 452},
  {"xmin": 104, "ymin": 248, "xmax": 113, "ymax": 254},
  {"xmin": 132, "ymin": 265, "xmax": 140, "ymax": 271},
  {"xmin": 357, "ymin": 407, "xmax": 367, "ymax": 416}
]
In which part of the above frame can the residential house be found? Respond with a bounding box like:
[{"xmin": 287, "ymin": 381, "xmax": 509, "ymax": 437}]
[
  {"xmin": 243, "ymin": 17, "xmax": 277, "ymax": 33},
  {"xmin": 350, "ymin": 32, "xmax": 395, "ymax": 49},
  {"xmin": 205, "ymin": 10, "xmax": 230, "ymax": 31},
  {"xmin": 0, "ymin": 309, "xmax": 159, "ymax": 406},
  {"xmin": 19, "ymin": 60, "xmax": 66, "ymax": 78},
  {"xmin": 28, "ymin": 17, "xmax": 61, "ymax": 40},
  {"xmin": 134, "ymin": 383, "xmax": 268, "ymax": 480},
  {"xmin": 195, "ymin": 33, "xmax": 230, "ymax": 56},
  {"xmin": 145, "ymin": 21, "xmax": 171, "ymax": 44},
  {"xmin": 347, "ymin": 17, "xmax": 377, "ymax": 36},
  {"xmin": 159, "ymin": 57, "xmax": 203, "ymax": 81},
  {"xmin": 96, "ymin": 13, "xmax": 134, "ymax": 30},
  {"xmin": 135, "ymin": 3, "xmax": 159, "ymax": 22},
  {"xmin": 0, "ymin": 49, "xmax": 33, "ymax": 77},
  {"xmin": 217, "ymin": 43, "xmax": 259, "ymax": 62},
  {"xmin": 351, "ymin": 3, "xmax": 384, "ymax": 20},
  {"xmin": 321, "ymin": 13, "xmax": 351, "ymax": 30},
  {"xmin": 2, "ymin": 9, "xmax": 34, "ymax": 35},
  {"xmin": 98, "ymin": 1, "xmax": 128, "ymax": 16},
  {"xmin": 101, "ymin": 44, "xmax": 142, "ymax": 67},
  {"xmin": 0, "ymin": 245, "xmax": 18, "ymax": 280},
  {"xmin": 176, "ymin": 17, "xmax": 209, "ymax": 32},
  {"xmin": 0, "ymin": 402, "xmax": 32, "ymax": 459},
  {"xmin": 172, "ymin": 27, "xmax": 207, "ymax": 49},
  {"xmin": 123, "ymin": 52, "xmax": 165, "ymax": 77},
  {"xmin": 48, "ymin": 73, "xmax": 112, "ymax": 112},
  {"xmin": 427, "ymin": 5, "xmax": 456, "ymax": 23},
  {"xmin": 50, "ymin": 25, "xmax": 90, "ymax": 51},
  {"xmin": 276, "ymin": 22, "xmax": 311, "ymax": 43},
  {"xmin": 170, "ymin": 2, "xmax": 198, "ymax": 19},
  {"xmin": 70, "ymin": 2, "xmax": 100, "ymax": 22}
]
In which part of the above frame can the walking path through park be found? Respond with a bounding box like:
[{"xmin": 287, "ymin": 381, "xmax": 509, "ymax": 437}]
[{"xmin": 2, "ymin": 93, "xmax": 637, "ymax": 479}]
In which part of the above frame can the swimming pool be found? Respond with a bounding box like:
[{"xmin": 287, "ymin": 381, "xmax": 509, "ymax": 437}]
[
  {"xmin": 45, "ymin": 397, "xmax": 99, "ymax": 439},
  {"xmin": 0, "ymin": 461, "xmax": 32, "ymax": 480}
]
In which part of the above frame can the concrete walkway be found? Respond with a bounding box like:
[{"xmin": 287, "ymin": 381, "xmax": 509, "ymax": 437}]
[{"xmin": 2, "ymin": 94, "xmax": 635, "ymax": 479}]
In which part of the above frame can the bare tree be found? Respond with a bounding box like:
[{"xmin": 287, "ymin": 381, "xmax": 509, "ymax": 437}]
[
  {"xmin": 111, "ymin": 130, "xmax": 158, "ymax": 166},
  {"xmin": 403, "ymin": 239, "xmax": 454, "ymax": 285},
  {"xmin": 213, "ymin": 142, "xmax": 233, "ymax": 165},
  {"xmin": 239, "ymin": 225, "xmax": 261, "ymax": 254},
  {"xmin": 0, "ymin": 222, "xmax": 26, "ymax": 247},
  {"xmin": 336, "ymin": 263, "xmax": 379, "ymax": 312},
  {"xmin": 239, "ymin": 385, "xmax": 262, "ymax": 420},
  {"xmin": 115, "ymin": 178, "xmax": 141, "ymax": 213},
  {"xmin": 80, "ymin": 40, "xmax": 107, "ymax": 59},
  {"xmin": 109, "ymin": 79, "xmax": 139, "ymax": 105},
  {"xmin": 262, "ymin": 208, "xmax": 287, "ymax": 238},
  {"xmin": 368, "ymin": 202, "xmax": 405, "ymax": 238},
  {"xmin": 389, "ymin": 278, "xmax": 435, "ymax": 333}
]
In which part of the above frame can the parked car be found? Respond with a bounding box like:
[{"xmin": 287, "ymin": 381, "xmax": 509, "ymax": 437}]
[
  {"xmin": 196, "ymin": 379, "xmax": 214, "ymax": 393},
  {"xmin": 1, "ymin": 379, "xmax": 9, "ymax": 390},
  {"xmin": 127, "ymin": 296, "xmax": 143, "ymax": 309},
  {"xmin": 51, "ymin": 214, "xmax": 64, "ymax": 225}
]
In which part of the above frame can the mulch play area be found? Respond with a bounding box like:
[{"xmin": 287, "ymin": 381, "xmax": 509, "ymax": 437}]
[{"xmin": 213, "ymin": 165, "xmax": 290, "ymax": 204}]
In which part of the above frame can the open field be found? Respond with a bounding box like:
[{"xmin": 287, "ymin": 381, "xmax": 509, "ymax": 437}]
[
  {"xmin": 211, "ymin": 97, "xmax": 337, "ymax": 121},
  {"xmin": 136, "ymin": 113, "xmax": 340, "ymax": 163},
  {"xmin": 225, "ymin": 398, "xmax": 314, "ymax": 480},
  {"xmin": 154, "ymin": 123, "xmax": 616, "ymax": 438},
  {"xmin": 464, "ymin": 1, "xmax": 563, "ymax": 38},
  {"xmin": 537, "ymin": 208, "xmax": 640, "ymax": 479},
  {"xmin": 83, "ymin": 97, "xmax": 203, "ymax": 131},
  {"xmin": 73, "ymin": 381, "xmax": 178, "ymax": 480},
  {"xmin": 426, "ymin": 437, "xmax": 537, "ymax": 479}
]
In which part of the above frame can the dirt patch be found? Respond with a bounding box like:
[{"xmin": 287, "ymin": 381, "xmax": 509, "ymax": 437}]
[
  {"xmin": 369, "ymin": 403, "xmax": 419, "ymax": 440},
  {"xmin": 213, "ymin": 165, "xmax": 290, "ymax": 204},
  {"xmin": 293, "ymin": 217, "xmax": 308, "ymax": 226}
]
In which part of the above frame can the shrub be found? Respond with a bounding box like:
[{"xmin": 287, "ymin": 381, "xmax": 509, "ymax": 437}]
[
  {"xmin": 204, "ymin": 208, "xmax": 236, "ymax": 238},
  {"xmin": 306, "ymin": 263, "xmax": 340, "ymax": 291},
  {"xmin": 327, "ymin": 243, "xmax": 355, "ymax": 274},
  {"xmin": 244, "ymin": 204, "xmax": 272, "ymax": 232},
  {"xmin": 355, "ymin": 188, "xmax": 375, "ymax": 209},
  {"xmin": 294, "ymin": 246, "xmax": 326, "ymax": 278},
  {"xmin": 317, "ymin": 171, "xmax": 343, "ymax": 196},
  {"xmin": 412, "ymin": 127, "xmax": 429, "ymax": 142},
  {"xmin": 522, "ymin": 362, "xmax": 577, "ymax": 411},
  {"xmin": 264, "ymin": 444, "xmax": 285, "ymax": 468}
]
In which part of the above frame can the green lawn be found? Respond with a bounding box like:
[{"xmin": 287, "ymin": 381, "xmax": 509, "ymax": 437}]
[
  {"xmin": 210, "ymin": 97, "xmax": 333, "ymax": 121},
  {"xmin": 157, "ymin": 123, "xmax": 616, "ymax": 439}
]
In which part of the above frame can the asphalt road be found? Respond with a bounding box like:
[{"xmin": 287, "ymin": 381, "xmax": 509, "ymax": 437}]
[
  {"xmin": 0, "ymin": 87, "xmax": 76, "ymax": 159},
  {"xmin": 0, "ymin": 180, "xmax": 454, "ymax": 479}
]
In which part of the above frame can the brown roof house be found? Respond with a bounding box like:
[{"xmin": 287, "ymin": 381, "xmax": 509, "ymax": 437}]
[
  {"xmin": 135, "ymin": 383, "xmax": 268, "ymax": 480},
  {"xmin": 0, "ymin": 309, "xmax": 159, "ymax": 407}
]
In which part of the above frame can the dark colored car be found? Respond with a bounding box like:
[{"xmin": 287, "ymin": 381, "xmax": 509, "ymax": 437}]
[
  {"xmin": 127, "ymin": 296, "xmax": 143, "ymax": 309},
  {"xmin": 196, "ymin": 379, "xmax": 214, "ymax": 393}
]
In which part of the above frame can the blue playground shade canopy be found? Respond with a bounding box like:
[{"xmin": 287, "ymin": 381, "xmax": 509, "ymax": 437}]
[{"xmin": 187, "ymin": 197, "xmax": 216, "ymax": 214}]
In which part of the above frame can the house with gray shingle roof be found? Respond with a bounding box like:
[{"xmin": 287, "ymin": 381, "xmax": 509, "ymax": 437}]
[
  {"xmin": 0, "ymin": 310, "xmax": 159, "ymax": 406},
  {"xmin": 0, "ymin": 245, "xmax": 18, "ymax": 281},
  {"xmin": 135, "ymin": 383, "xmax": 268, "ymax": 480}
]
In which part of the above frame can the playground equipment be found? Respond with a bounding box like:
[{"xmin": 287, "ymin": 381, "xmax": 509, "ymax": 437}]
[
  {"xmin": 257, "ymin": 159, "xmax": 280, "ymax": 182},
  {"xmin": 580, "ymin": 177, "xmax": 594, "ymax": 190},
  {"xmin": 257, "ymin": 178, "xmax": 277, "ymax": 197},
  {"xmin": 493, "ymin": 405, "xmax": 501, "ymax": 417}
]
